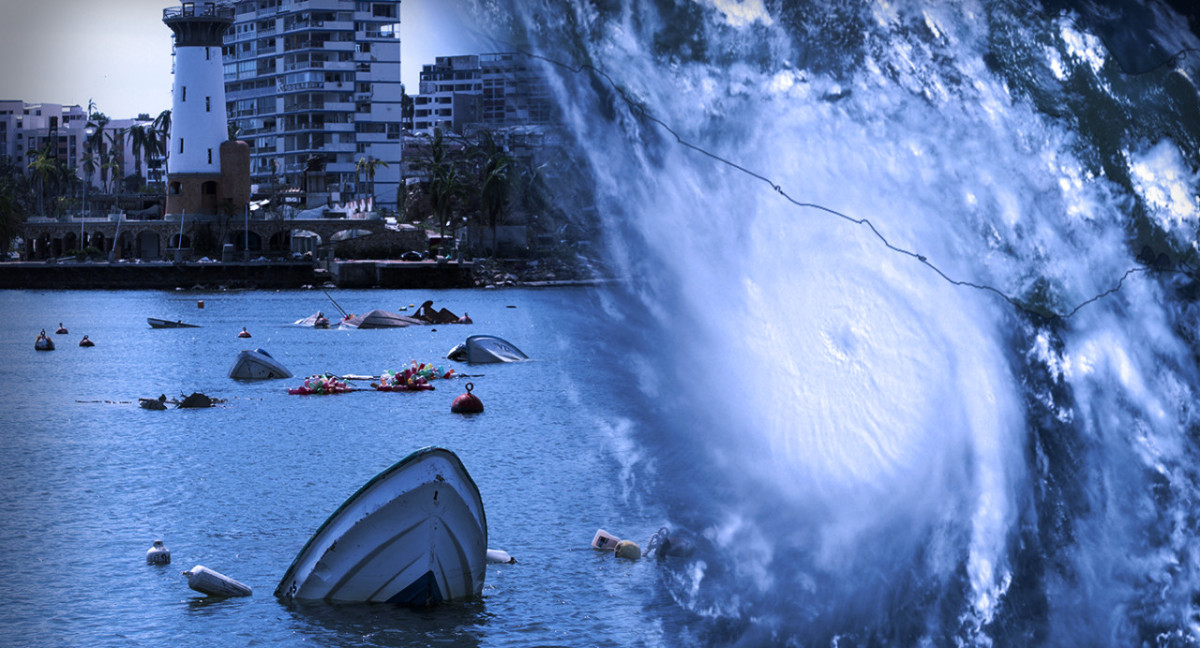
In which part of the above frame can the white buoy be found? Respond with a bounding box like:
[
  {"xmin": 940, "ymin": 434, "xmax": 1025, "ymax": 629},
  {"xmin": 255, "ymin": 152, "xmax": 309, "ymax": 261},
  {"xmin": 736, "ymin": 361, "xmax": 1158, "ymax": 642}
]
[
  {"xmin": 146, "ymin": 539, "xmax": 171, "ymax": 565},
  {"xmin": 183, "ymin": 565, "xmax": 252, "ymax": 597},
  {"xmin": 486, "ymin": 548, "xmax": 516, "ymax": 564}
]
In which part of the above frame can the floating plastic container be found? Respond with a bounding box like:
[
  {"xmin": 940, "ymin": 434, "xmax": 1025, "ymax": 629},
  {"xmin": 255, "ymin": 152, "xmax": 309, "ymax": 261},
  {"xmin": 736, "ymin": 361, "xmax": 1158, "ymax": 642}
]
[
  {"xmin": 183, "ymin": 565, "xmax": 252, "ymax": 597},
  {"xmin": 591, "ymin": 529, "xmax": 620, "ymax": 552}
]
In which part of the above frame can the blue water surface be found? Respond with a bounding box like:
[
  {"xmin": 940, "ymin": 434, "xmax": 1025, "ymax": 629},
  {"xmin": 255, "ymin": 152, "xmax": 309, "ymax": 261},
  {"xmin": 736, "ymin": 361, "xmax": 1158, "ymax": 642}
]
[{"xmin": 0, "ymin": 288, "xmax": 667, "ymax": 648}]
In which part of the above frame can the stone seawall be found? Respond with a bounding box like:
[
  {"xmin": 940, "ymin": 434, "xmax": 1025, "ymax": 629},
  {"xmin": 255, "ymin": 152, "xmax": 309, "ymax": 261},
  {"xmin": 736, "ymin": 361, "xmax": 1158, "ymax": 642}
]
[
  {"xmin": 331, "ymin": 260, "xmax": 476, "ymax": 289},
  {"xmin": 0, "ymin": 259, "xmax": 477, "ymax": 290},
  {"xmin": 0, "ymin": 261, "xmax": 315, "ymax": 290}
]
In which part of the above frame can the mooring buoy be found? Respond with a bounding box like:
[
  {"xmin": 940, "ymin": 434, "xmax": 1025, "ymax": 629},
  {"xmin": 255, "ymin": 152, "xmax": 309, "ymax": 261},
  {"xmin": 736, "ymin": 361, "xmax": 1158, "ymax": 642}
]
[{"xmin": 450, "ymin": 382, "xmax": 484, "ymax": 414}]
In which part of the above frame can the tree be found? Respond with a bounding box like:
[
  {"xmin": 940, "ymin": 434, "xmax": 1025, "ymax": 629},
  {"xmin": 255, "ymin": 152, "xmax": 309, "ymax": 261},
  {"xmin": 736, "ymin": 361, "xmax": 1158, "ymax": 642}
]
[
  {"xmin": 87, "ymin": 112, "xmax": 111, "ymax": 193},
  {"xmin": 355, "ymin": 155, "xmax": 389, "ymax": 203},
  {"xmin": 427, "ymin": 130, "xmax": 467, "ymax": 244},
  {"xmin": 152, "ymin": 109, "xmax": 171, "ymax": 178},
  {"xmin": 129, "ymin": 124, "xmax": 152, "ymax": 188},
  {"xmin": 0, "ymin": 156, "xmax": 33, "ymax": 255},
  {"xmin": 476, "ymin": 131, "xmax": 512, "ymax": 255},
  {"xmin": 80, "ymin": 149, "xmax": 97, "ymax": 215},
  {"xmin": 105, "ymin": 128, "xmax": 127, "ymax": 194},
  {"xmin": 27, "ymin": 146, "xmax": 61, "ymax": 217}
]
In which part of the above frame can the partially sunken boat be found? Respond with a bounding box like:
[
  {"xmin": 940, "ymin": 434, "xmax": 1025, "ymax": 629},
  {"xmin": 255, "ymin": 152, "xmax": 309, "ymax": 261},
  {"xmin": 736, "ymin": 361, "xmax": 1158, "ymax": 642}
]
[
  {"xmin": 447, "ymin": 335, "xmax": 528, "ymax": 364},
  {"xmin": 148, "ymin": 317, "xmax": 200, "ymax": 329},
  {"xmin": 228, "ymin": 348, "xmax": 293, "ymax": 380},
  {"xmin": 293, "ymin": 312, "xmax": 331, "ymax": 328},
  {"xmin": 339, "ymin": 309, "xmax": 423, "ymax": 329},
  {"xmin": 275, "ymin": 447, "xmax": 487, "ymax": 605}
]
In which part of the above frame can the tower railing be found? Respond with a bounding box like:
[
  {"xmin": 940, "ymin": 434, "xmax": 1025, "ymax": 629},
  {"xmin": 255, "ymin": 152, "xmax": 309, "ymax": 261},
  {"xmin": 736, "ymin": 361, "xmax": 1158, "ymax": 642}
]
[{"xmin": 163, "ymin": 2, "xmax": 235, "ymax": 21}]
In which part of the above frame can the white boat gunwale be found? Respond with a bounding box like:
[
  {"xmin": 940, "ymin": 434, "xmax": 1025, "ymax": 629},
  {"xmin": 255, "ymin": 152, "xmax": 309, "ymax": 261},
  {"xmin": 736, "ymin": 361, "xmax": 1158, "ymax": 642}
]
[{"xmin": 274, "ymin": 446, "xmax": 488, "ymax": 604}]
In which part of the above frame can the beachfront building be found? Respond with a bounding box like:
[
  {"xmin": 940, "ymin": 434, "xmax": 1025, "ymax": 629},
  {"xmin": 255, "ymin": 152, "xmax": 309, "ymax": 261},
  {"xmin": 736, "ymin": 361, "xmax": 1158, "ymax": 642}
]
[
  {"xmin": 222, "ymin": 0, "xmax": 403, "ymax": 211},
  {"xmin": 0, "ymin": 101, "xmax": 163, "ymax": 200},
  {"xmin": 408, "ymin": 53, "xmax": 556, "ymax": 137}
]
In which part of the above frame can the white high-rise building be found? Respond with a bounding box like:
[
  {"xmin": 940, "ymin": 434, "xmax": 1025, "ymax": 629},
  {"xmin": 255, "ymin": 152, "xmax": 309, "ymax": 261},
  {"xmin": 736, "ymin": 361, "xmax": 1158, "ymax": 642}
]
[{"xmin": 223, "ymin": 0, "xmax": 403, "ymax": 210}]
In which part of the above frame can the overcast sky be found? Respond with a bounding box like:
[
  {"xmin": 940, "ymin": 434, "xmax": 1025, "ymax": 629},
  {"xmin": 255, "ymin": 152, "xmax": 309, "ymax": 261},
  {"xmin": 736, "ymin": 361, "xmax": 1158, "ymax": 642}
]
[{"xmin": 0, "ymin": 0, "xmax": 488, "ymax": 118}]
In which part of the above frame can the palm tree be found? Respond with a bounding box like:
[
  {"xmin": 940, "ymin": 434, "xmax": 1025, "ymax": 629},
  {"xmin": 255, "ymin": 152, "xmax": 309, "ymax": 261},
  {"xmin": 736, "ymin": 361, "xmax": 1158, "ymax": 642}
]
[
  {"xmin": 427, "ymin": 132, "xmax": 466, "ymax": 244},
  {"xmin": 27, "ymin": 147, "xmax": 59, "ymax": 217},
  {"xmin": 355, "ymin": 156, "xmax": 389, "ymax": 204},
  {"xmin": 152, "ymin": 109, "xmax": 171, "ymax": 178},
  {"xmin": 129, "ymin": 124, "xmax": 152, "ymax": 188},
  {"xmin": 476, "ymin": 132, "xmax": 512, "ymax": 255},
  {"xmin": 104, "ymin": 128, "xmax": 127, "ymax": 194},
  {"xmin": 87, "ymin": 113, "xmax": 110, "ymax": 195},
  {"xmin": 80, "ymin": 149, "xmax": 97, "ymax": 216}
]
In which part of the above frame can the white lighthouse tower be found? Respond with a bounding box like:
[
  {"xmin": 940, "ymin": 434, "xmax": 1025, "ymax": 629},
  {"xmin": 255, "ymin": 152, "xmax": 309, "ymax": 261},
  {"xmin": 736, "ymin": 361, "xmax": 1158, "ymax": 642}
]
[{"xmin": 162, "ymin": 2, "xmax": 248, "ymax": 218}]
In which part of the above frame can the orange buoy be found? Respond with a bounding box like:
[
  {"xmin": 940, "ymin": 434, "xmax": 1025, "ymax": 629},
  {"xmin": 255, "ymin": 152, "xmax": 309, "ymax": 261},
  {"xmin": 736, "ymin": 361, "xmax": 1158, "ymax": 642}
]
[
  {"xmin": 451, "ymin": 382, "xmax": 484, "ymax": 414},
  {"xmin": 198, "ymin": 300, "xmax": 205, "ymax": 308}
]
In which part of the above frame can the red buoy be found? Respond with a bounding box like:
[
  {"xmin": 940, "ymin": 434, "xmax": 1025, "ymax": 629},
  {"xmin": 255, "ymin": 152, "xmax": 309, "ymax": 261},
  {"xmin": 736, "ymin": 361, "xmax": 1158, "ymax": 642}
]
[{"xmin": 451, "ymin": 382, "xmax": 484, "ymax": 414}]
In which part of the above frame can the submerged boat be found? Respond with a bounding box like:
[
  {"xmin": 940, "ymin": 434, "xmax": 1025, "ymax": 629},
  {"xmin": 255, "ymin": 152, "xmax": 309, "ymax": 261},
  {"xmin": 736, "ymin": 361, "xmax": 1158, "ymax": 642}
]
[
  {"xmin": 447, "ymin": 335, "xmax": 528, "ymax": 363},
  {"xmin": 293, "ymin": 312, "xmax": 331, "ymax": 328},
  {"xmin": 228, "ymin": 348, "xmax": 293, "ymax": 380},
  {"xmin": 339, "ymin": 309, "xmax": 423, "ymax": 329},
  {"xmin": 275, "ymin": 447, "xmax": 487, "ymax": 605},
  {"xmin": 148, "ymin": 318, "xmax": 200, "ymax": 329}
]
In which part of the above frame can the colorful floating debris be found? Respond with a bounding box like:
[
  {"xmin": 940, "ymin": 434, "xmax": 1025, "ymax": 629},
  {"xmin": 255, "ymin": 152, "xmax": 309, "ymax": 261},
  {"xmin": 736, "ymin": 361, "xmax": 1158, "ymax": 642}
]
[
  {"xmin": 288, "ymin": 374, "xmax": 353, "ymax": 395},
  {"xmin": 373, "ymin": 361, "xmax": 455, "ymax": 392}
]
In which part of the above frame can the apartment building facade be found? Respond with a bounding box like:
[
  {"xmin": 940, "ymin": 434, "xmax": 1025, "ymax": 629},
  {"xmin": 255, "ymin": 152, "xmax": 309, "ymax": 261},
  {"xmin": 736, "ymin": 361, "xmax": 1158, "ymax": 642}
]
[
  {"xmin": 409, "ymin": 53, "xmax": 556, "ymax": 137},
  {"xmin": 0, "ymin": 102, "xmax": 87, "ymax": 167},
  {"xmin": 1, "ymin": 100, "xmax": 160, "ymax": 196},
  {"xmin": 222, "ymin": 0, "xmax": 403, "ymax": 209}
]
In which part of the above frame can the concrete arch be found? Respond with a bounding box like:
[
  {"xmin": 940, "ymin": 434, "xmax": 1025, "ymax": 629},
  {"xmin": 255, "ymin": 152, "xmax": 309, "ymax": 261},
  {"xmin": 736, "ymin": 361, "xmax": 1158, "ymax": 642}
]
[
  {"xmin": 137, "ymin": 231, "xmax": 161, "ymax": 259},
  {"xmin": 228, "ymin": 230, "xmax": 262, "ymax": 252},
  {"xmin": 267, "ymin": 230, "xmax": 291, "ymax": 252}
]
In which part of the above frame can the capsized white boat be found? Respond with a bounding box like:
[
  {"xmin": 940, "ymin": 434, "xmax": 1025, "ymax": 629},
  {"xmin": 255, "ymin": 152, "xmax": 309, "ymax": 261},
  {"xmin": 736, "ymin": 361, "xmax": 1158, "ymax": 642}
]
[
  {"xmin": 293, "ymin": 311, "xmax": 331, "ymax": 328},
  {"xmin": 339, "ymin": 309, "xmax": 423, "ymax": 329},
  {"xmin": 275, "ymin": 446, "xmax": 487, "ymax": 605},
  {"xmin": 447, "ymin": 335, "xmax": 528, "ymax": 363},
  {"xmin": 228, "ymin": 348, "xmax": 293, "ymax": 380}
]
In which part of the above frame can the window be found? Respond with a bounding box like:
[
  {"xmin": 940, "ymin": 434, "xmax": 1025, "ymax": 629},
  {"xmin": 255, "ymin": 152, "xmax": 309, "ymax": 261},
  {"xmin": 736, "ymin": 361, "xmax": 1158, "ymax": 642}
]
[
  {"xmin": 206, "ymin": 47, "xmax": 211, "ymax": 60},
  {"xmin": 207, "ymin": 148, "xmax": 213, "ymax": 164},
  {"xmin": 179, "ymin": 138, "xmax": 184, "ymax": 154},
  {"xmin": 206, "ymin": 96, "xmax": 211, "ymax": 112},
  {"xmin": 182, "ymin": 86, "xmax": 187, "ymax": 101}
]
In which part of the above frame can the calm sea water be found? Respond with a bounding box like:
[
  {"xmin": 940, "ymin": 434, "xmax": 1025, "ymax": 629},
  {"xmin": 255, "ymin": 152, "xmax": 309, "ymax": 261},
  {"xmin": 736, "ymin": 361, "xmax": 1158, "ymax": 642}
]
[{"xmin": 0, "ymin": 288, "xmax": 670, "ymax": 648}]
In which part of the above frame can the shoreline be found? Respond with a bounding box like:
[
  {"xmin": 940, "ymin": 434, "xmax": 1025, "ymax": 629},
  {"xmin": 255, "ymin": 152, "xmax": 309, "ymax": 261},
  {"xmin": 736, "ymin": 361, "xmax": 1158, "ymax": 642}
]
[{"xmin": 0, "ymin": 259, "xmax": 614, "ymax": 290}]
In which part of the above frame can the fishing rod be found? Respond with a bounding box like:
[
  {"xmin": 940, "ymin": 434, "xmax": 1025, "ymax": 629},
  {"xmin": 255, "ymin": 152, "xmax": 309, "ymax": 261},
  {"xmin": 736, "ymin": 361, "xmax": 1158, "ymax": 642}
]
[{"xmin": 323, "ymin": 289, "xmax": 350, "ymax": 319}]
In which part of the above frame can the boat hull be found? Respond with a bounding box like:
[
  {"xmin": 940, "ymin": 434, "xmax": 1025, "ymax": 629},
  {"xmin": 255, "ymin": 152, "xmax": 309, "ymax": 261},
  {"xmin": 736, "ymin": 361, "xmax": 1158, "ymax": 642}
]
[
  {"xmin": 275, "ymin": 447, "xmax": 487, "ymax": 605},
  {"xmin": 228, "ymin": 349, "xmax": 293, "ymax": 380},
  {"xmin": 448, "ymin": 335, "xmax": 528, "ymax": 363},
  {"xmin": 148, "ymin": 318, "xmax": 200, "ymax": 329},
  {"xmin": 339, "ymin": 309, "xmax": 423, "ymax": 329}
]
